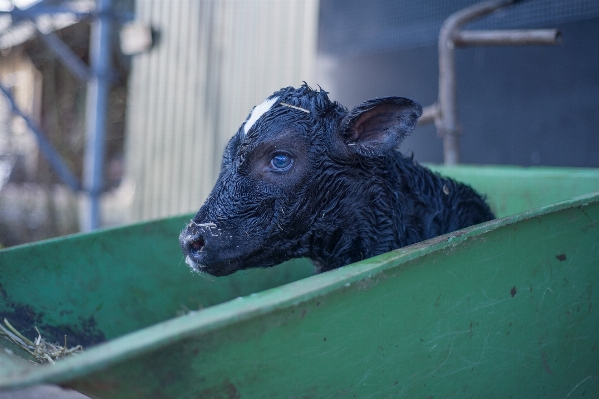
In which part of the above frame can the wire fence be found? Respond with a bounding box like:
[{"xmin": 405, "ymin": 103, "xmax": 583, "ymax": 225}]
[{"xmin": 319, "ymin": 0, "xmax": 599, "ymax": 56}]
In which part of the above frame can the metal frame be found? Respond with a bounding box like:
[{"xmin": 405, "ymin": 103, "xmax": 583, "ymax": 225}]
[
  {"xmin": 0, "ymin": 0, "xmax": 115, "ymax": 230},
  {"xmin": 418, "ymin": 0, "xmax": 561, "ymax": 165},
  {"xmin": 0, "ymin": 84, "xmax": 81, "ymax": 192}
]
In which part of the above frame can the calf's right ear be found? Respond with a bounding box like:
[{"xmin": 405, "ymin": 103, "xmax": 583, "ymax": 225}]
[{"xmin": 339, "ymin": 97, "xmax": 422, "ymax": 157}]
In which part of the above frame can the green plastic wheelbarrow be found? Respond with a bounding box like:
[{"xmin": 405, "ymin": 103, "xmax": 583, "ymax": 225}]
[{"xmin": 1, "ymin": 165, "xmax": 598, "ymax": 398}]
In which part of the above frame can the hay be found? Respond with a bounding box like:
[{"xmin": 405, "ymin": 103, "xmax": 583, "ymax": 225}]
[{"xmin": 0, "ymin": 318, "xmax": 83, "ymax": 364}]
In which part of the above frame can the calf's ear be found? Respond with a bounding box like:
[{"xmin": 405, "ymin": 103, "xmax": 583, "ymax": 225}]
[{"xmin": 340, "ymin": 97, "xmax": 422, "ymax": 157}]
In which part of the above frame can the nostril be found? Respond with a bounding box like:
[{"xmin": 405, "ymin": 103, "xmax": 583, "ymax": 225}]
[{"xmin": 188, "ymin": 236, "xmax": 205, "ymax": 255}]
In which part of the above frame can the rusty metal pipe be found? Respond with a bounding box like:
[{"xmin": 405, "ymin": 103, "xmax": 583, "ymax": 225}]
[
  {"xmin": 418, "ymin": 103, "xmax": 438, "ymax": 125},
  {"xmin": 420, "ymin": 0, "xmax": 561, "ymax": 165},
  {"xmin": 438, "ymin": 0, "xmax": 513, "ymax": 165},
  {"xmin": 454, "ymin": 29, "xmax": 562, "ymax": 46}
]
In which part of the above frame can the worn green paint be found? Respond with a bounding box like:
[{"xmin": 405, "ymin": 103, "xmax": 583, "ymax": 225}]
[
  {"xmin": 0, "ymin": 165, "xmax": 598, "ymax": 398},
  {"xmin": 0, "ymin": 218, "xmax": 314, "ymax": 347}
]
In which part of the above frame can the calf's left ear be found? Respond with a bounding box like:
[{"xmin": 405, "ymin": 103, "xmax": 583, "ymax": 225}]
[{"xmin": 340, "ymin": 97, "xmax": 422, "ymax": 156}]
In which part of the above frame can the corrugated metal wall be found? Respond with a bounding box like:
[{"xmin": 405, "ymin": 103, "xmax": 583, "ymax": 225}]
[{"xmin": 125, "ymin": 0, "xmax": 318, "ymax": 222}]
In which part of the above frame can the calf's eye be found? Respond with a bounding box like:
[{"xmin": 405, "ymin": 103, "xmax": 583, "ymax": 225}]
[{"xmin": 270, "ymin": 154, "xmax": 293, "ymax": 171}]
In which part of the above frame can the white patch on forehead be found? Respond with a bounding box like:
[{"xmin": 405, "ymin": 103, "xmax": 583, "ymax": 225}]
[{"xmin": 243, "ymin": 96, "xmax": 279, "ymax": 135}]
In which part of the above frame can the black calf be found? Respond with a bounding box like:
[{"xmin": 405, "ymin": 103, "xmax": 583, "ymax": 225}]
[{"xmin": 180, "ymin": 84, "xmax": 494, "ymax": 276}]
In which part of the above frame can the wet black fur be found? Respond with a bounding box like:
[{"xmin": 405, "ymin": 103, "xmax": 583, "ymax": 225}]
[{"xmin": 180, "ymin": 84, "xmax": 494, "ymax": 276}]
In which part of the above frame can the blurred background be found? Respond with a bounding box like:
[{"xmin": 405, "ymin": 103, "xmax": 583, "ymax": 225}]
[{"xmin": 0, "ymin": 0, "xmax": 598, "ymax": 248}]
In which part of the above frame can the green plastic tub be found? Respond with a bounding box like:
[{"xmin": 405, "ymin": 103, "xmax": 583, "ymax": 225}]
[{"xmin": 1, "ymin": 165, "xmax": 598, "ymax": 398}]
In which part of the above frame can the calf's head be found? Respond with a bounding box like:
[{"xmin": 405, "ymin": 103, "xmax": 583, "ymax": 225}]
[{"xmin": 180, "ymin": 84, "xmax": 422, "ymax": 276}]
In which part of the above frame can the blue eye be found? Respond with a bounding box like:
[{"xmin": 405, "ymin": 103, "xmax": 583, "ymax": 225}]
[{"xmin": 271, "ymin": 154, "xmax": 292, "ymax": 170}]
